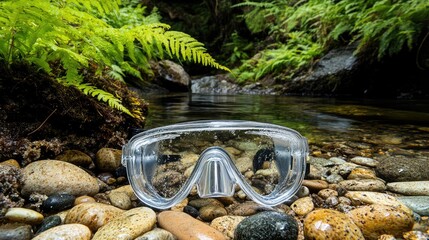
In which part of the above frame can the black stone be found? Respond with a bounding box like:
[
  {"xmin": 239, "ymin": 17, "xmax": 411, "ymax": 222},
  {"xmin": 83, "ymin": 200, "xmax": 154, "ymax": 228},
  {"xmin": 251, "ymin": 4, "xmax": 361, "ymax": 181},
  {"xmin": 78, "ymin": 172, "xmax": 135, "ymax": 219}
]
[
  {"xmin": 234, "ymin": 211, "xmax": 298, "ymax": 240},
  {"xmin": 114, "ymin": 165, "xmax": 127, "ymax": 178},
  {"xmin": 183, "ymin": 205, "xmax": 200, "ymax": 218},
  {"xmin": 42, "ymin": 194, "xmax": 75, "ymax": 212},
  {"xmin": 253, "ymin": 148, "xmax": 274, "ymax": 171},
  {"xmin": 35, "ymin": 215, "xmax": 61, "ymax": 235}
]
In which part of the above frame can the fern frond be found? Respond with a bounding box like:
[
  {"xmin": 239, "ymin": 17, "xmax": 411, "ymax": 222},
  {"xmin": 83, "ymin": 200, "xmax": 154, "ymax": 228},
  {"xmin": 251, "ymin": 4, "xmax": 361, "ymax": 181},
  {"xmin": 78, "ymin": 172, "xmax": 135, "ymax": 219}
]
[{"xmin": 75, "ymin": 83, "xmax": 134, "ymax": 117}]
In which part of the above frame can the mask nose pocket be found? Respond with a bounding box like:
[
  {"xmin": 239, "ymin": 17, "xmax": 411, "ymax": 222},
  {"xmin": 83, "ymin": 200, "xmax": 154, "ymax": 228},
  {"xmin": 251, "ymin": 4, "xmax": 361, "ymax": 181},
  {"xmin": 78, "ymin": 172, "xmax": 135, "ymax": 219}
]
[{"xmin": 194, "ymin": 147, "xmax": 236, "ymax": 198}]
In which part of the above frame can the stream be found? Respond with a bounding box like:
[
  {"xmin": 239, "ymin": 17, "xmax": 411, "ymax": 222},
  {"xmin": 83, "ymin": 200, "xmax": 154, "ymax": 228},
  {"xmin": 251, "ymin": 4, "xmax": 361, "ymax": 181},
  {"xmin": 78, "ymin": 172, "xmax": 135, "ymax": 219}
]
[{"xmin": 144, "ymin": 93, "xmax": 429, "ymax": 159}]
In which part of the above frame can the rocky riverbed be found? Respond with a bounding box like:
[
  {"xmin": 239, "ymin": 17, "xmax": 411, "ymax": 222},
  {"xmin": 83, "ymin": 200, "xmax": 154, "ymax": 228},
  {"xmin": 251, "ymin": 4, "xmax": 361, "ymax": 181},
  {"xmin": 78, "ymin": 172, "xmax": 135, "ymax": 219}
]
[{"xmin": 1, "ymin": 146, "xmax": 429, "ymax": 240}]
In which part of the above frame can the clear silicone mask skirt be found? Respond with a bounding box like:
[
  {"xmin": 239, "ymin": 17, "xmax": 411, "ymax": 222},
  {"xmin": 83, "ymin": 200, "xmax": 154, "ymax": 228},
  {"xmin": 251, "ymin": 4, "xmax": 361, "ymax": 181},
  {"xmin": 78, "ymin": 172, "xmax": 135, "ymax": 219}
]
[{"xmin": 122, "ymin": 120, "xmax": 308, "ymax": 209}]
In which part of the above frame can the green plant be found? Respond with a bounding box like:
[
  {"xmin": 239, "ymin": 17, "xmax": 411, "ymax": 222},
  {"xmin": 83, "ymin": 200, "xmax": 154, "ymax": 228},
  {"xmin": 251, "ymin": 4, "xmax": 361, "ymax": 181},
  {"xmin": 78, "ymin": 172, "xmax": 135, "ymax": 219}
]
[{"xmin": 0, "ymin": 0, "xmax": 229, "ymax": 117}]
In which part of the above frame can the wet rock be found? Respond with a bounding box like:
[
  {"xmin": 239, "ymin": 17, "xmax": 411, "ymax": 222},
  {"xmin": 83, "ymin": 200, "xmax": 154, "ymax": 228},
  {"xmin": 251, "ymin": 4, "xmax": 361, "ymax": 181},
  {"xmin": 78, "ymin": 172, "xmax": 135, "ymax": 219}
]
[
  {"xmin": 21, "ymin": 160, "xmax": 99, "ymax": 196},
  {"xmin": 376, "ymin": 156, "xmax": 429, "ymax": 182},
  {"xmin": 65, "ymin": 202, "xmax": 124, "ymax": 232},
  {"xmin": 5, "ymin": 207, "xmax": 44, "ymax": 225},
  {"xmin": 302, "ymin": 180, "xmax": 329, "ymax": 191},
  {"xmin": 188, "ymin": 198, "xmax": 224, "ymax": 209},
  {"xmin": 325, "ymin": 196, "xmax": 339, "ymax": 207},
  {"xmin": 348, "ymin": 204, "xmax": 414, "ymax": 240},
  {"xmin": 291, "ymin": 197, "xmax": 314, "ymax": 216},
  {"xmin": 325, "ymin": 174, "xmax": 343, "ymax": 184},
  {"xmin": 0, "ymin": 164, "xmax": 25, "ymax": 216},
  {"xmin": 170, "ymin": 198, "xmax": 188, "ymax": 212},
  {"xmin": 95, "ymin": 148, "xmax": 122, "ymax": 172},
  {"xmin": 152, "ymin": 170, "xmax": 186, "ymax": 198},
  {"xmin": 108, "ymin": 191, "xmax": 132, "ymax": 210},
  {"xmin": 74, "ymin": 196, "xmax": 96, "ymax": 205},
  {"xmin": 0, "ymin": 159, "xmax": 20, "ymax": 168},
  {"xmin": 35, "ymin": 215, "xmax": 62, "ymax": 234},
  {"xmin": 226, "ymin": 201, "xmax": 264, "ymax": 216},
  {"xmin": 403, "ymin": 230, "xmax": 429, "ymax": 239},
  {"xmin": 32, "ymin": 224, "xmax": 91, "ymax": 240},
  {"xmin": 337, "ymin": 179, "xmax": 386, "ymax": 192},
  {"xmin": 397, "ymin": 196, "xmax": 429, "ymax": 216},
  {"xmin": 183, "ymin": 205, "xmax": 200, "ymax": 218},
  {"xmin": 350, "ymin": 157, "xmax": 378, "ymax": 167},
  {"xmin": 318, "ymin": 189, "xmax": 338, "ymax": 199},
  {"xmin": 297, "ymin": 186, "xmax": 310, "ymax": 198},
  {"xmin": 0, "ymin": 223, "xmax": 32, "ymax": 240},
  {"xmin": 158, "ymin": 210, "xmax": 226, "ymax": 240},
  {"xmin": 387, "ymin": 181, "xmax": 429, "ymax": 195},
  {"xmin": 347, "ymin": 168, "xmax": 377, "ymax": 180},
  {"xmin": 56, "ymin": 150, "xmax": 92, "ymax": 167},
  {"xmin": 110, "ymin": 185, "xmax": 137, "ymax": 201},
  {"xmin": 135, "ymin": 228, "xmax": 177, "ymax": 240},
  {"xmin": 93, "ymin": 207, "xmax": 156, "ymax": 240},
  {"xmin": 152, "ymin": 60, "xmax": 190, "ymax": 91},
  {"xmin": 235, "ymin": 211, "xmax": 298, "ymax": 240},
  {"xmin": 42, "ymin": 194, "xmax": 75, "ymax": 212},
  {"xmin": 199, "ymin": 205, "xmax": 228, "ymax": 222},
  {"xmin": 210, "ymin": 215, "xmax": 246, "ymax": 240},
  {"xmin": 345, "ymin": 191, "xmax": 411, "ymax": 214},
  {"xmin": 304, "ymin": 209, "xmax": 364, "ymax": 239},
  {"xmin": 235, "ymin": 157, "xmax": 253, "ymax": 173}
]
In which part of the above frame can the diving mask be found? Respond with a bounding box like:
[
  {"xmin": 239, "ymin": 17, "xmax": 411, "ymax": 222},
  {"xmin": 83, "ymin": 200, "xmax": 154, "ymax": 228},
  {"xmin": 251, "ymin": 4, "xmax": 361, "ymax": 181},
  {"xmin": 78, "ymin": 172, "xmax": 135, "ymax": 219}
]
[{"xmin": 122, "ymin": 120, "xmax": 308, "ymax": 209}]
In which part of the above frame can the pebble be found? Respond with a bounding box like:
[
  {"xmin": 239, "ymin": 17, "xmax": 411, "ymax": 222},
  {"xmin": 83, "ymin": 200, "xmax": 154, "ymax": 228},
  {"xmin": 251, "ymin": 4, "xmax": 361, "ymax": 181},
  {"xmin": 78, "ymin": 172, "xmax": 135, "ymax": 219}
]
[
  {"xmin": 42, "ymin": 194, "xmax": 76, "ymax": 212},
  {"xmin": 376, "ymin": 156, "xmax": 429, "ymax": 182},
  {"xmin": 397, "ymin": 196, "xmax": 429, "ymax": 216},
  {"xmin": 35, "ymin": 215, "xmax": 62, "ymax": 234},
  {"xmin": 183, "ymin": 205, "xmax": 200, "ymax": 218},
  {"xmin": 170, "ymin": 198, "xmax": 189, "ymax": 212},
  {"xmin": 92, "ymin": 207, "xmax": 157, "ymax": 240},
  {"xmin": 74, "ymin": 196, "xmax": 96, "ymax": 205},
  {"xmin": 347, "ymin": 168, "xmax": 377, "ymax": 180},
  {"xmin": 65, "ymin": 202, "xmax": 125, "ymax": 232},
  {"xmin": 235, "ymin": 157, "xmax": 253, "ymax": 173},
  {"xmin": 0, "ymin": 223, "xmax": 32, "ymax": 240},
  {"xmin": 95, "ymin": 148, "xmax": 122, "ymax": 172},
  {"xmin": 348, "ymin": 204, "xmax": 414, "ymax": 240},
  {"xmin": 56, "ymin": 150, "xmax": 92, "ymax": 167},
  {"xmin": 403, "ymin": 230, "xmax": 429, "ymax": 239},
  {"xmin": 108, "ymin": 191, "xmax": 132, "ymax": 210},
  {"xmin": 304, "ymin": 209, "xmax": 364, "ymax": 239},
  {"xmin": 325, "ymin": 174, "xmax": 343, "ymax": 184},
  {"xmin": 350, "ymin": 157, "xmax": 378, "ymax": 167},
  {"xmin": 302, "ymin": 180, "xmax": 329, "ymax": 191},
  {"xmin": 0, "ymin": 159, "xmax": 20, "ymax": 168},
  {"xmin": 158, "ymin": 211, "xmax": 226, "ymax": 240},
  {"xmin": 199, "ymin": 205, "xmax": 228, "ymax": 221},
  {"xmin": 210, "ymin": 215, "xmax": 246, "ymax": 240},
  {"xmin": 5, "ymin": 207, "xmax": 44, "ymax": 225},
  {"xmin": 337, "ymin": 179, "xmax": 386, "ymax": 192},
  {"xmin": 318, "ymin": 189, "xmax": 338, "ymax": 199},
  {"xmin": 291, "ymin": 196, "xmax": 314, "ymax": 216},
  {"xmin": 110, "ymin": 185, "xmax": 137, "ymax": 201},
  {"xmin": 32, "ymin": 224, "xmax": 91, "ymax": 240},
  {"xmin": 21, "ymin": 160, "xmax": 99, "ymax": 196},
  {"xmin": 387, "ymin": 181, "xmax": 429, "ymax": 195},
  {"xmin": 235, "ymin": 211, "xmax": 298, "ymax": 240},
  {"xmin": 297, "ymin": 186, "xmax": 310, "ymax": 198},
  {"xmin": 345, "ymin": 191, "xmax": 412, "ymax": 214},
  {"xmin": 226, "ymin": 201, "xmax": 264, "ymax": 216},
  {"xmin": 135, "ymin": 228, "xmax": 177, "ymax": 240},
  {"xmin": 188, "ymin": 198, "xmax": 224, "ymax": 209}
]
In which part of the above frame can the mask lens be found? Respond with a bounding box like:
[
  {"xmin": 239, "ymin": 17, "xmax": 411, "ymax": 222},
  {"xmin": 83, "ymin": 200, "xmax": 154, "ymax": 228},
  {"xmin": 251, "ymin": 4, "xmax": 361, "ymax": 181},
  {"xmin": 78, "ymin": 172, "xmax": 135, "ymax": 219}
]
[{"xmin": 142, "ymin": 129, "xmax": 283, "ymax": 198}]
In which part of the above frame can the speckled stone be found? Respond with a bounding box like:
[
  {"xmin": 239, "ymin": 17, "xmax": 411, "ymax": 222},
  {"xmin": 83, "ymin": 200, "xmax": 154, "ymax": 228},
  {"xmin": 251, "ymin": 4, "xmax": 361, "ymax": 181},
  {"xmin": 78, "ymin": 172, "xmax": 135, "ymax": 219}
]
[
  {"xmin": 350, "ymin": 157, "xmax": 378, "ymax": 167},
  {"xmin": 387, "ymin": 181, "xmax": 429, "ymax": 195},
  {"xmin": 74, "ymin": 196, "xmax": 96, "ymax": 205},
  {"xmin": 32, "ymin": 224, "xmax": 91, "ymax": 240},
  {"xmin": 225, "ymin": 201, "xmax": 265, "ymax": 216},
  {"xmin": 347, "ymin": 168, "xmax": 377, "ymax": 180},
  {"xmin": 158, "ymin": 211, "xmax": 226, "ymax": 240},
  {"xmin": 302, "ymin": 180, "xmax": 329, "ymax": 191},
  {"xmin": 318, "ymin": 189, "xmax": 338, "ymax": 199},
  {"xmin": 92, "ymin": 207, "xmax": 156, "ymax": 240},
  {"xmin": 291, "ymin": 197, "xmax": 314, "ymax": 216},
  {"xmin": 56, "ymin": 150, "xmax": 92, "ymax": 167},
  {"xmin": 304, "ymin": 209, "xmax": 364, "ymax": 240},
  {"xmin": 95, "ymin": 148, "xmax": 122, "ymax": 172},
  {"xmin": 109, "ymin": 185, "xmax": 137, "ymax": 201},
  {"xmin": 348, "ymin": 204, "xmax": 414, "ymax": 240},
  {"xmin": 134, "ymin": 228, "xmax": 177, "ymax": 240},
  {"xmin": 0, "ymin": 223, "xmax": 32, "ymax": 240},
  {"xmin": 210, "ymin": 215, "xmax": 246, "ymax": 240},
  {"xmin": 21, "ymin": 160, "xmax": 99, "ymax": 197},
  {"xmin": 199, "ymin": 205, "xmax": 228, "ymax": 222},
  {"xmin": 235, "ymin": 211, "xmax": 298, "ymax": 240},
  {"xmin": 345, "ymin": 191, "xmax": 412, "ymax": 214},
  {"xmin": 403, "ymin": 230, "xmax": 429, "ymax": 239},
  {"xmin": 108, "ymin": 191, "xmax": 132, "ymax": 210},
  {"xmin": 0, "ymin": 159, "xmax": 20, "ymax": 168},
  {"xmin": 376, "ymin": 156, "xmax": 429, "ymax": 182},
  {"xmin": 188, "ymin": 198, "xmax": 224, "ymax": 209},
  {"xmin": 5, "ymin": 207, "xmax": 44, "ymax": 225},
  {"xmin": 65, "ymin": 202, "xmax": 124, "ymax": 232},
  {"xmin": 337, "ymin": 179, "xmax": 386, "ymax": 192}
]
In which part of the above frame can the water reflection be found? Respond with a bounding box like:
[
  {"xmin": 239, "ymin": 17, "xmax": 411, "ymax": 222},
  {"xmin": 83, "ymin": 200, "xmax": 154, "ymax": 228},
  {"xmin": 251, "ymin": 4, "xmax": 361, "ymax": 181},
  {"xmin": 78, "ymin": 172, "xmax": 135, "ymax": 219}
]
[{"xmin": 144, "ymin": 93, "xmax": 429, "ymax": 158}]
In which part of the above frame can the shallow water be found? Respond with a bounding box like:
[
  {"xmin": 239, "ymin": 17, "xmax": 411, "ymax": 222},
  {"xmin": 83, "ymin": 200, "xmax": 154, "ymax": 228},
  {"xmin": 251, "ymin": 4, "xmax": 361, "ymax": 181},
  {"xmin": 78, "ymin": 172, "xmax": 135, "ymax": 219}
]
[{"xmin": 144, "ymin": 93, "xmax": 429, "ymax": 159}]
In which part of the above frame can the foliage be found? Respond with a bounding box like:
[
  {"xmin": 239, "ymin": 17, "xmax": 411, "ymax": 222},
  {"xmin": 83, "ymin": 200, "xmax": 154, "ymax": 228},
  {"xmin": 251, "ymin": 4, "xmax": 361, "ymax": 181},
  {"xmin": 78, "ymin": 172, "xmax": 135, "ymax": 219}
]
[
  {"xmin": 0, "ymin": 0, "xmax": 229, "ymax": 117},
  {"xmin": 232, "ymin": 0, "xmax": 429, "ymax": 82}
]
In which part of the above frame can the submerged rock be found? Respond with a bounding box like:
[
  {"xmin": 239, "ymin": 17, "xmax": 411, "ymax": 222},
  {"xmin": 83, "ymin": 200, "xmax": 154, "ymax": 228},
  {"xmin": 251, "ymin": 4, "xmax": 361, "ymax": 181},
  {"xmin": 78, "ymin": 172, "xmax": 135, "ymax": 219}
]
[
  {"xmin": 235, "ymin": 211, "xmax": 298, "ymax": 240},
  {"xmin": 32, "ymin": 224, "xmax": 91, "ymax": 240},
  {"xmin": 0, "ymin": 223, "xmax": 33, "ymax": 240},
  {"xmin": 376, "ymin": 156, "xmax": 429, "ymax": 182}
]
